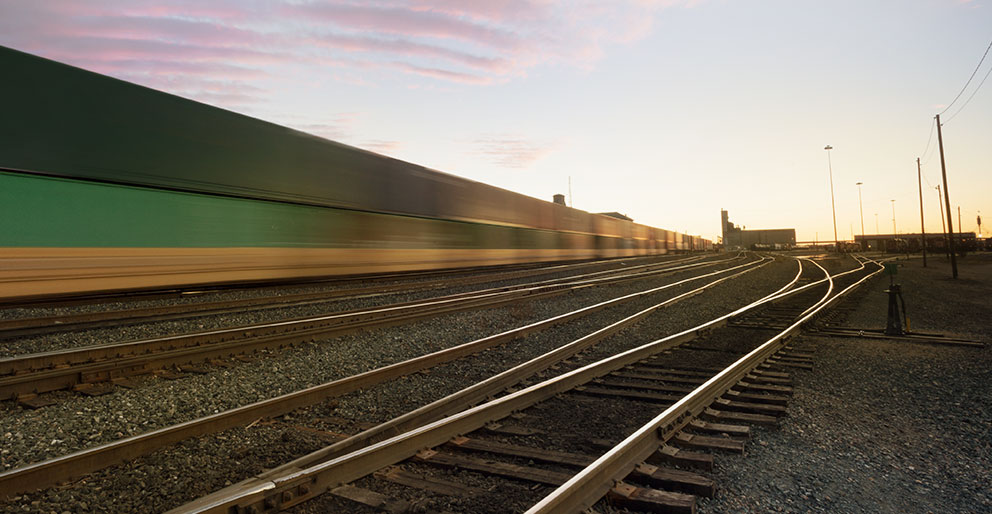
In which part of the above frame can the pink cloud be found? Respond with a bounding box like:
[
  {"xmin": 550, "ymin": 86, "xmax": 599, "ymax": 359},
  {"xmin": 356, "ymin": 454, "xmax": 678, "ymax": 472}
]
[
  {"xmin": 391, "ymin": 61, "xmax": 494, "ymax": 84},
  {"xmin": 0, "ymin": 0, "xmax": 699, "ymax": 135},
  {"xmin": 0, "ymin": 0, "xmax": 690, "ymax": 91},
  {"xmin": 470, "ymin": 135, "xmax": 561, "ymax": 168},
  {"xmin": 303, "ymin": 32, "xmax": 514, "ymax": 73},
  {"xmin": 407, "ymin": 0, "xmax": 555, "ymax": 23},
  {"xmin": 284, "ymin": 112, "xmax": 363, "ymax": 141},
  {"xmin": 361, "ymin": 140, "xmax": 404, "ymax": 154},
  {"xmin": 279, "ymin": 2, "xmax": 523, "ymax": 50}
]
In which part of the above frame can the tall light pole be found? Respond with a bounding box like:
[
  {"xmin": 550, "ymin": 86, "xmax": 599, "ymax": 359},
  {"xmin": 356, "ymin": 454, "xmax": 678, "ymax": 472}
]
[
  {"xmin": 875, "ymin": 213, "xmax": 879, "ymax": 234},
  {"xmin": 891, "ymin": 199, "xmax": 897, "ymax": 234},
  {"xmin": 824, "ymin": 145, "xmax": 839, "ymax": 251},
  {"xmin": 856, "ymin": 181, "xmax": 865, "ymax": 249}
]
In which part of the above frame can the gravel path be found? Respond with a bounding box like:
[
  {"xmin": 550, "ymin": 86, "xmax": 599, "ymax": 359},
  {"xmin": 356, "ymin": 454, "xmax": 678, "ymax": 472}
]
[{"xmin": 699, "ymin": 252, "xmax": 992, "ymax": 513}]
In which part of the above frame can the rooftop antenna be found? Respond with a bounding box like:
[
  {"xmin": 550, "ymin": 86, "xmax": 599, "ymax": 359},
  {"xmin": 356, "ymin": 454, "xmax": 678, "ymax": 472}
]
[{"xmin": 568, "ymin": 176, "xmax": 572, "ymax": 207}]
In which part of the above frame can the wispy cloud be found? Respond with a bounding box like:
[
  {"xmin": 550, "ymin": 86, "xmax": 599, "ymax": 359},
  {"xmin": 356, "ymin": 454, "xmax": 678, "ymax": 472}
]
[
  {"xmin": 361, "ymin": 140, "xmax": 404, "ymax": 154},
  {"xmin": 287, "ymin": 112, "xmax": 362, "ymax": 141},
  {"xmin": 470, "ymin": 135, "xmax": 562, "ymax": 169},
  {"xmin": 0, "ymin": 0, "xmax": 693, "ymax": 90},
  {"xmin": 0, "ymin": 0, "xmax": 698, "ymax": 151}
]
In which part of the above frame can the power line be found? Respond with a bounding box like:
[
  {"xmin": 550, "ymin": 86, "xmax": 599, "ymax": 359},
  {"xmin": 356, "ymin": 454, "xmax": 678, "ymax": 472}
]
[
  {"xmin": 921, "ymin": 162, "xmax": 935, "ymax": 188},
  {"xmin": 944, "ymin": 61, "xmax": 992, "ymax": 124},
  {"xmin": 922, "ymin": 125, "xmax": 940, "ymax": 166},
  {"xmin": 939, "ymin": 37, "xmax": 992, "ymax": 115},
  {"xmin": 920, "ymin": 117, "xmax": 935, "ymax": 159}
]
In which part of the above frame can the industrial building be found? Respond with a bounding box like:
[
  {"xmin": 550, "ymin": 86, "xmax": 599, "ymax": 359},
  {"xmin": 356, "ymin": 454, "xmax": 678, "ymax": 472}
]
[
  {"xmin": 721, "ymin": 209, "xmax": 796, "ymax": 250},
  {"xmin": 854, "ymin": 232, "xmax": 979, "ymax": 253}
]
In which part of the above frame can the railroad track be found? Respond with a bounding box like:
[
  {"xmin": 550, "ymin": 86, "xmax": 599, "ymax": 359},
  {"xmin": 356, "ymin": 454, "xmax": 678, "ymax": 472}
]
[
  {"xmin": 0, "ymin": 254, "xmax": 749, "ymax": 404},
  {"xmin": 161, "ymin": 255, "xmax": 880, "ymax": 513},
  {"xmin": 0, "ymin": 255, "xmax": 706, "ymax": 340},
  {"xmin": 0, "ymin": 254, "xmax": 777, "ymax": 500}
]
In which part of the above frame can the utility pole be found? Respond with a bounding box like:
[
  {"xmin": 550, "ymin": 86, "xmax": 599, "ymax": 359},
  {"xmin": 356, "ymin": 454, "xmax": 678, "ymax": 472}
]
[
  {"xmin": 917, "ymin": 158, "xmax": 927, "ymax": 267},
  {"xmin": 935, "ymin": 113, "xmax": 958, "ymax": 278},
  {"xmin": 937, "ymin": 185, "xmax": 949, "ymax": 258},
  {"xmin": 958, "ymin": 206, "xmax": 962, "ymax": 236}
]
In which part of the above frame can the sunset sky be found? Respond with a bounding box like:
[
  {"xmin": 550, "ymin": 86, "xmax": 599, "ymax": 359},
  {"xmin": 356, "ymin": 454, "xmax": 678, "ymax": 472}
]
[{"xmin": 1, "ymin": 0, "xmax": 989, "ymax": 242}]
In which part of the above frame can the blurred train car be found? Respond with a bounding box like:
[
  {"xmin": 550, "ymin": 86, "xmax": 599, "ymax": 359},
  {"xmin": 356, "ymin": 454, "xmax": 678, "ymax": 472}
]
[{"xmin": 0, "ymin": 46, "xmax": 710, "ymax": 301}]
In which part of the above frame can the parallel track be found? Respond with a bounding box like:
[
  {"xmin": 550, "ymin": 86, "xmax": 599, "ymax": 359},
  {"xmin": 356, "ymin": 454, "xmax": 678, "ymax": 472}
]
[
  {"xmin": 0, "ymin": 255, "xmax": 700, "ymax": 339},
  {"xmin": 166, "ymin": 256, "xmax": 880, "ymax": 513},
  {"xmin": 0, "ymin": 255, "xmax": 772, "ymax": 497},
  {"xmin": 0, "ymin": 255, "xmax": 744, "ymax": 401}
]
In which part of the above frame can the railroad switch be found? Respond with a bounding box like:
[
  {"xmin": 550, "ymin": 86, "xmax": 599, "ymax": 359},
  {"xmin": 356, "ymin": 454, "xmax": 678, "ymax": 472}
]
[
  {"xmin": 883, "ymin": 262, "xmax": 908, "ymax": 336},
  {"xmin": 884, "ymin": 284, "xmax": 907, "ymax": 336}
]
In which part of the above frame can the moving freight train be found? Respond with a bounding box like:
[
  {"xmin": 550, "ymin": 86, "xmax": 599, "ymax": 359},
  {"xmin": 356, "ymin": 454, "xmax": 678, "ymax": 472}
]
[{"xmin": 0, "ymin": 46, "xmax": 711, "ymax": 301}]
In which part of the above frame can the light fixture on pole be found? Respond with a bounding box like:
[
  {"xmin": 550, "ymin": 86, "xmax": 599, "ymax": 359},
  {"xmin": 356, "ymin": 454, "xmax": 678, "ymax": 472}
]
[
  {"xmin": 824, "ymin": 145, "xmax": 839, "ymax": 251},
  {"xmin": 891, "ymin": 199, "xmax": 897, "ymax": 234},
  {"xmin": 856, "ymin": 181, "xmax": 865, "ymax": 249}
]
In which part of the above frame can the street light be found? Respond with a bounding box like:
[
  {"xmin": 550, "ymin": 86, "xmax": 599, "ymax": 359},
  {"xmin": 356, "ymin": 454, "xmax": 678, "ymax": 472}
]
[
  {"xmin": 891, "ymin": 199, "xmax": 897, "ymax": 234},
  {"xmin": 824, "ymin": 145, "xmax": 839, "ymax": 251},
  {"xmin": 856, "ymin": 181, "xmax": 865, "ymax": 249}
]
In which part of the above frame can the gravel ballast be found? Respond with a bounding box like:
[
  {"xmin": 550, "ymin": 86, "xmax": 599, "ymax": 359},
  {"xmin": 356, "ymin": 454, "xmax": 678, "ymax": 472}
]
[
  {"xmin": 1, "ymin": 255, "xmax": 796, "ymax": 513},
  {"xmin": 699, "ymin": 253, "xmax": 992, "ymax": 513}
]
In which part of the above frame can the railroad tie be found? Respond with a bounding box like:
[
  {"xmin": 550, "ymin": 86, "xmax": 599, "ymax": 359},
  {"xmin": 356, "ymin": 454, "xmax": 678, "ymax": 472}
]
[
  {"xmin": 648, "ymin": 444, "xmax": 714, "ymax": 471},
  {"xmin": 374, "ymin": 467, "xmax": 485, "ymax": 498},
  {"xmin": 607, "ymin": 482, "xmax": 696, "ymax": 514},
  {"xmin": 330, "ymin": 484, "xmax": 412, "ymax": 514}
]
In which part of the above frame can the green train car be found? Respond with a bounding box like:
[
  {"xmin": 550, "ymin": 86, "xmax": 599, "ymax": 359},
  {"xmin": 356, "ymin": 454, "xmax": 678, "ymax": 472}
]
[{"xmin": 0, "ymin": 45, "xmax": 710, "ymax": 300}]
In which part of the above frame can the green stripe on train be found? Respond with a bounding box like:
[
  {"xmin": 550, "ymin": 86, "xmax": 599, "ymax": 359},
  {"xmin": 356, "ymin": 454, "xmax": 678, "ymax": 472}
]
[{"xmin": 0, "ymin": 172, "xmax": 562, "ymax": 249}]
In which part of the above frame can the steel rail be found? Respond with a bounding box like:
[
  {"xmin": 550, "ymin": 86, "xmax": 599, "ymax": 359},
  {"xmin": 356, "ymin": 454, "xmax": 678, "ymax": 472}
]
[
  {"xmin": 0, "ymin": 255, "xmax": 765, "ymax": 498},
  {"xmin": 525, "ymin": 258, "xmax": 883, "ymax": 513},
  {"xmin": 0, "ymin": 254, "xmax": 729, "ymax": 374},
  {"xmin": 757, "ymin": 254, "xmax": 868, "ymax": 305},
  {"xmin": 797, "ymin": 257, "xmax": 833, "ymax": 318},
  {"xmin": 0, "ymin": 255, "xmax": 707, "ymax": 339},
  {"xmin": 0, "ymin": 255, "xmax": 744, "ymax": 400},
  {"xmin": 171, "ymin": 257, "xmax": 841, "ymax": 514},
  {"xmin": 171, "ymin": 256, "xmax": 786, "ymax": 509}
]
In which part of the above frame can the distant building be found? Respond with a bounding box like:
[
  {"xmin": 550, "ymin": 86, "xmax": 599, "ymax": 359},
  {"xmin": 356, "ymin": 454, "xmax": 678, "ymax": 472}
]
[
  {"xmin": 598, "ymin": 212, "xmax": 633, "ymax": 222},
  {"xmin": 721, "ymin": 209, "xmax": 796, "ymax": 250},
  {"xmin": 854, "ymin": 232, "xmax": 978, "ymax": 253}
]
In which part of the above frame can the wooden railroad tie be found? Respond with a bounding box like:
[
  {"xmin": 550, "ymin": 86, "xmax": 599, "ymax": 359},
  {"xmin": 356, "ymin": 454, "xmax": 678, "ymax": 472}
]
[{"xmin": 375, "ymin": 467, "xmax": 485, "ymax": 497}]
